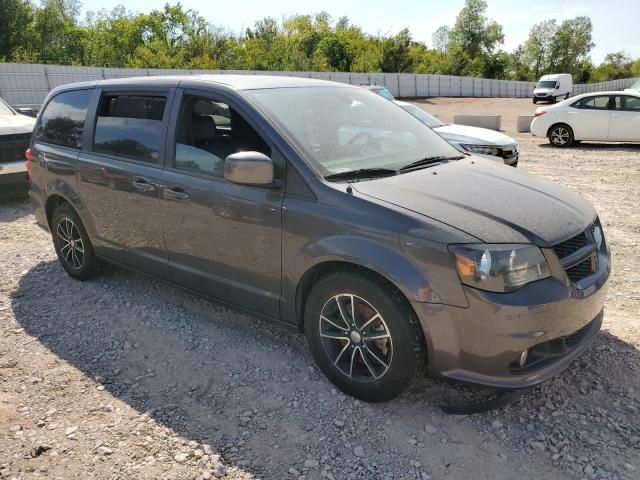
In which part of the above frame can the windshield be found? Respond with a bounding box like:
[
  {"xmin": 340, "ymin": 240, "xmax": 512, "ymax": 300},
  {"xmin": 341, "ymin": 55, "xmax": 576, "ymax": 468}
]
[
  {"xmin": 246, "ymin": 86, "xmax": 460, "ymax": 176},
  {"xmin": 399, "ymin": 104, "xmax": 444, "ymax": 128},
  {"xmin": 537, "ymin": 80, "xmax": 557, "ymax": 89},
  {"xmin": 0, "ymin": 98, "xmax": 15, "ymax": 115},
  {"xmin": 630, "ymin": 79, "xmax": 640, "ymax": 90}
]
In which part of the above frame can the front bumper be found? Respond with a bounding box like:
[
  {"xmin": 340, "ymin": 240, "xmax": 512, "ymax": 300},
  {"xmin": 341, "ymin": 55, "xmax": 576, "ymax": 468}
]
[
  {"xmin": 413, "ymin": 235, "xmax": 610, "ymax": 389},
  {"xmin": 0, "ymin": 160, "xmax": 29, "ymax": 200}
]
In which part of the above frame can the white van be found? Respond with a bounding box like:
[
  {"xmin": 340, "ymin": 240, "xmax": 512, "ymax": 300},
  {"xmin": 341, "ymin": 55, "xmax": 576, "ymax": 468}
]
[{"xmin": 533, "ymin": 74, "xmax": 573, "ymax": 104}]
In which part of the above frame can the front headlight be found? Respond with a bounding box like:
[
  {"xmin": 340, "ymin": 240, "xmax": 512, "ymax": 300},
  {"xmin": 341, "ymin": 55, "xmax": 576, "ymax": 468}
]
[
  {"xmin": 449, "ymin": 244, "xmax": 551, "ymax": 293},
  {"xmin": 459, "ymin": 144, "xmax": 501, "ymax": 157}
]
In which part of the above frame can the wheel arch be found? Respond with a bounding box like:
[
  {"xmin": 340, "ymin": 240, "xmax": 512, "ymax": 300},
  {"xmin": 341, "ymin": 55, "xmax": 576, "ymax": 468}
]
[
  {"xmin": 295, "ymin": 260, "xmax": 421, "ymax": 333},
  {"xmin": 43, "ymin": 181, "xmax": 97, "ymax": 239},
  {"xmin": 546, "ymin": 122, "xmax": 574, "ymax": 138}
]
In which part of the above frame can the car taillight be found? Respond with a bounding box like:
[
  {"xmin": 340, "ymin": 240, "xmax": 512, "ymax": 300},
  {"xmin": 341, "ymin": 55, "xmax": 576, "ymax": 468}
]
[
  {"xmin": 534, "ymin": 110, "xmax": 546, "ymax": 118},
  {"xmin": 25, "ymin": 148, "xmax": 32, "ymax": 178}
]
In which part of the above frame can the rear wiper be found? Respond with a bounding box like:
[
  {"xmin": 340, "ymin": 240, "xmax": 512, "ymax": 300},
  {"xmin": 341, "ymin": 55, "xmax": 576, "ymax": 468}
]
[
  {"xmin": 399, "ymin": 155, "xmax": 465, "ymax": 172},
  {"xmin": 325, "ymin": 168, "xmax": 397, "ymax": 181}
]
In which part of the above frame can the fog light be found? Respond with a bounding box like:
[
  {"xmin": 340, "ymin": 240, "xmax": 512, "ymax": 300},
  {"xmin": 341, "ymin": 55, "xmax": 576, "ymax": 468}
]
[{"xmin": 519, "ymin": 350, "xmax": 529, "ymax": 368}]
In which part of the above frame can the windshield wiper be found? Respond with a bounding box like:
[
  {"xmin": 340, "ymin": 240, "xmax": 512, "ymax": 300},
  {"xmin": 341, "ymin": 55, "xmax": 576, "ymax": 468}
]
[
  {"xmin": 325, "ymin": 168, "xmax": 397, "ymax": 181},
  {"xmin": 399, "ymin": 155, "xmax": 465, "ymax": 172}
]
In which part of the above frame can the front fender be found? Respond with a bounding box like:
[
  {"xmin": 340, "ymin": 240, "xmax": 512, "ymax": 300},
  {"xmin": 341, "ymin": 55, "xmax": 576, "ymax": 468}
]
[{"xmin": 301, "ymin": 235, "xmax": 438, "ymax": 304}]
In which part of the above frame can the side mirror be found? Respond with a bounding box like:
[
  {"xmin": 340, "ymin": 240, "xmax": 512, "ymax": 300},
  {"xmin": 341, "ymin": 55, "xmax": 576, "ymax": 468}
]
[
  {"xmin": 224, "ymin": 151, "xmax": 276, "ymax": 187},
  {"xmin": 555, "ymin": 85, "xmax": 560, "ymax": 89}
]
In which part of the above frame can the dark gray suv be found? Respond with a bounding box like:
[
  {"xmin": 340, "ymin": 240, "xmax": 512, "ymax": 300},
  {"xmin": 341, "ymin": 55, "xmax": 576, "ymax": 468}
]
[{"xmin": 29, "ymin": 75, "xmax": 610, "ymax": 402}]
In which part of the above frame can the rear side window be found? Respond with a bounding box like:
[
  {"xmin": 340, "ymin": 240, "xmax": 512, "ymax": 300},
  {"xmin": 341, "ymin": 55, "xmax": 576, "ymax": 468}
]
[
  {"xmin": 578, "ymin": 96, "xmax": 611, "ymax": 110},
  {"xmin": 616, "ymin": 96, "xmax": 640, "ymax": 112},
  {"xmin": 34, "ymin": 89, "xmax": 92, "ymax": 149},
  {"xmin": 93, "ymin": 94, "xmax": 167, "ymax": 163}
]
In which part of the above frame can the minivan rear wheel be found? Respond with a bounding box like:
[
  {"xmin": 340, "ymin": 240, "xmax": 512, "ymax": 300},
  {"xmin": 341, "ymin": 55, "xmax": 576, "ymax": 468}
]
[
  {"xmin": 304, "ymin": 272, "xmax": 425, "ymax": 402},
  {"xmin": 548, "ymin": 124, "xmax": 574, "ymax": 148},
  {"xmin": 51, "ymin": 204, "xmax": 101, "ymax": 280}
]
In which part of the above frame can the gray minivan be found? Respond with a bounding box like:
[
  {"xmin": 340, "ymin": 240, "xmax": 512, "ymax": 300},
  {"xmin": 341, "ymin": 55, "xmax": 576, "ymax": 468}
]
[{"xmin": 29, "ymin": 76, "xmax": 610, "ymax": 402}]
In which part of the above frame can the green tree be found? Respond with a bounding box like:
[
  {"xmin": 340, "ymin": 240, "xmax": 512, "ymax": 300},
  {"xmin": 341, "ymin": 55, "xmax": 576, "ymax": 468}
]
[
  {"xmin": 379, "ymin": 28, "xmax": 414, "ymax": 73},
  {"xmin": 547, "ymin": 16, "xmax": 594, "ymax": 75},
  {"xmin": 442, "ymin": 0, "xmax": 505, "ymax": 77},
  {"xmin": 0, "ymin": 0, "xmax": 36, "ymax": 60},
  {"xmin": 431, "ymin": 26, "xmax": 450, "ymax": 54},
  {"xmin": 591, "ymin": 51, "xmax": 633, "ymax": 82},
  {"xmin": 522, "ymin": 20, "xmax": 557, "ymax": 79}
]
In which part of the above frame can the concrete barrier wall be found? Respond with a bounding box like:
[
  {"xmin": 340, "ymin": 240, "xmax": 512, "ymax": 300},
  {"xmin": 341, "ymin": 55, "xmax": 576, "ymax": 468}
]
[
  {"xmin": 453, "ymin": 114, "xmax": 501, "ymax": 131},
  {"xmin": 0, "ymin": 63, "xmax": 636, "ymax": 107},
  {"xmin": 517, "ymin": 115, "xmax": 534, "ymax": 133}
]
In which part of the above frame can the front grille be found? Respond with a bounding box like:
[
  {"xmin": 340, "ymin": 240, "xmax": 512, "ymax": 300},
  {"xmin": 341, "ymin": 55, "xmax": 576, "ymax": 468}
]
[
  {"xmin": 553, "ymin": 231, "xmax": 588, "ymax": 258},
  {"xmin": 552, "ymin": 221, "xmax": 600, "ymax": 284},
  {"xmin": 566, "ymin": 256, "xmax": 595, "ymax": 282},
  {"xmin": 0, "ymin": 133, "xmax": 30, "ymax": 164}
]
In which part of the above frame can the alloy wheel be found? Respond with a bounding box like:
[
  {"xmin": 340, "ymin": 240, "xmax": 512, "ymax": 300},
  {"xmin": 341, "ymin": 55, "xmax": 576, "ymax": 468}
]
[
  {"xmin": 551, "ymin": 127, "xmax": 570, "ymax": 146},
  {"xmin": 318, "ymin": 294, "xmax": 393, "ymax": 382},
  {"xmin": 56, "ymin": 218, "xmax": 84, "ymax": 269}
]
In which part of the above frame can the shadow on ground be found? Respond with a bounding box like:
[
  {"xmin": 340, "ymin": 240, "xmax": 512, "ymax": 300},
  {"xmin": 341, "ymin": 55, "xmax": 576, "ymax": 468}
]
[
  {"xmin": 10, "ymin": 260, "xmax": 640, "ymax": 478},
  {"xmin": 538, "ymin": 142, "xmax": 640, "ymax": 151}
]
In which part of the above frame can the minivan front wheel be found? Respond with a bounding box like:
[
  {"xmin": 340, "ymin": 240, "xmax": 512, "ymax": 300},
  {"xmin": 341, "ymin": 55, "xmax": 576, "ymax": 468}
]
[
  {"xmin": 51, "ymin": 204, "xmax": 100, "ymax": 280},
  {"xmin": 304, "ymin": 272, "xmax": 424, "ymax": 402},
  {"xmin": 548, "ymin": 124, "xmax": 574, "ymax": 147}
]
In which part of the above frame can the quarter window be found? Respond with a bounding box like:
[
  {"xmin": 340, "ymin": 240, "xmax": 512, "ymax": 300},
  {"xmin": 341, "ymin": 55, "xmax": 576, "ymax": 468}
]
[
  {"xmin": 93, "ymin": 94, "xmax": 167, "ymax": 163},
  {"xmin": 34, "ymin": 89, "xmax": 92, "ymax": 149},
  {"xmin": 173, "ymin": 95, "xmax": 270, "ymax": 177}
]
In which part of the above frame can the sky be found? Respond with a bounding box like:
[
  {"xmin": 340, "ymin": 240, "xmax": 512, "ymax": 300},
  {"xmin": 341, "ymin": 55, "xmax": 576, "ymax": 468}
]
[{"xmin": 80, "ymin": 0, "xmax": 640, "ymax": 64}]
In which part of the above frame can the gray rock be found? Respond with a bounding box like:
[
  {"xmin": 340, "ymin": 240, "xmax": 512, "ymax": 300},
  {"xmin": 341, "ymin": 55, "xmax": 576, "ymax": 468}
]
[
  {"xmin": 530, "ymin": 441, "xmax": 546, "ymax": 452},
  {"xmin": 97, "ymin": 446, "xmax": 113, "ymax": 456},
  {"xmin": 424, "ymin": 423, "xmax": 438, "ymax": 434},
  {"xmin": 212, "ymin": 464, "xmax": 226, "ymax": 477},
  {"xmin": 289, "ymin": 467, "xmax": 301, "ymax": 476},
  {"xmin": 304, "ymin": 459, "xmax": 319, "ymax": 469},
  {"xmin": 354, "ymin": 446, "xmax": 365, "ymax": 458},
  {"xmin": 174, "ymin": 452, "xmax": 189, "ymax": 463}
]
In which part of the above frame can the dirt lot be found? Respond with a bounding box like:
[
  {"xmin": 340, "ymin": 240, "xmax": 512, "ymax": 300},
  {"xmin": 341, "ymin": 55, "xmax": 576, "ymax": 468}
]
[{"xmin": 1, "ymin": 98, "xmax": 639, "ymax": 480}]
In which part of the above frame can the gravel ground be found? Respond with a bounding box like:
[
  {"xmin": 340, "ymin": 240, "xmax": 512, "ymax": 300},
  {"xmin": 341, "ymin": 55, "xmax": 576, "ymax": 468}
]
[{"xmin": 1, "ymin": 98, "xmax": 640, "ymax": 479}]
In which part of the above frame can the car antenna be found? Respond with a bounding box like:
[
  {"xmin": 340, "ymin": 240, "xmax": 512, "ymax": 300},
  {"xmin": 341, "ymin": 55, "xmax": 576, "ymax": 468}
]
[{"xmin": 346, "ymin": 185, "xmax": 353, "ymax": 194}]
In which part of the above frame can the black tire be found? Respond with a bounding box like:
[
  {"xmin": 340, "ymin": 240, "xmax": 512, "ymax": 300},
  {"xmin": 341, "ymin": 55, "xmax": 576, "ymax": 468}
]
[
  {"xmin": 532, "ymin": 98, "xmax": 537, "ymax": 104},
  {"xmin": 551, "ymin": 96, "xmax": 557, "ymax": 103},
  {"xmin": 548, "ymin": 124, "xmax": 574, "ymax": 148},
  {"xmin": 51, "ymin": 203, "xmax": 101, "ymax": 280},
  {"xmin": 304, "ymin": 271, "xmax": 425, "ymax": 402},
  {"xmin": 565, "ymin": 93, "xmax": 570, "ymax": 100}
]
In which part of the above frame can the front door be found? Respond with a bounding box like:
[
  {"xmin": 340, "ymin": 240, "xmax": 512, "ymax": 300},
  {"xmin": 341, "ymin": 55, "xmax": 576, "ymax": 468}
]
[
  {"xmin": 160, "ymin": 90, "xmax": 283, "ymax": 317},
  {"xmin": 76, "ymin": 89, "xmax": 173, "ymax": 279}
]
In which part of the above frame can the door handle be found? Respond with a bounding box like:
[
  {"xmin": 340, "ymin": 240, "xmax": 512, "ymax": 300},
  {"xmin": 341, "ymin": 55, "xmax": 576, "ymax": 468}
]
[
  {"xmin": 132, "ymin": 178, "xmax": 155, "ymax": 192},
  {"xmin": 164, "ymin": 187, "xmax": 190, "ymax": 200}
]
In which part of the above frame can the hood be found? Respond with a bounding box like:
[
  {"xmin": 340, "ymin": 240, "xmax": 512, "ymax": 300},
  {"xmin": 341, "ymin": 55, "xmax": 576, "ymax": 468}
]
[
  {"xmin": 351, "ymin": 158, "xmax": 595, "ymax": 246},
  {"xmin": 534, "ymin": 87, "xmax": 554, "ymax": 94},
  {"xmin": 0, "ymin": 114, "xmax": 36, "ymax": 135},
  {"xmin": 434, "ymin": 124, "xmax": 516, "ymax": 147}
]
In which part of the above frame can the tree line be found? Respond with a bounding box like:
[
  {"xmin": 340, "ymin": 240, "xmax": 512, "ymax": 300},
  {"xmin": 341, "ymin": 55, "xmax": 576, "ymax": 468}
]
[{"xmin": 1, "ymin": 0, "xmax": 639, "ymax": 83}]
